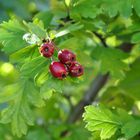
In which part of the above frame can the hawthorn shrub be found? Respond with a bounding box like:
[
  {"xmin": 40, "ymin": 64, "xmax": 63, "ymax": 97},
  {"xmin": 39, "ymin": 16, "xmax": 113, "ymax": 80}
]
[{"xmin": 0, "ymin": 0, "xmax": 140, "ymax": 140}]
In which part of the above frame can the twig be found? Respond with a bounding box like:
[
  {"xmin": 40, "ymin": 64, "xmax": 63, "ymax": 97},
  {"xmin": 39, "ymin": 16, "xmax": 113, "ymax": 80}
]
[
  {"xmin": 67, "ymin": 73, "xmax": 109, "ymax": 123},
  {"xmin": 93, "ymin": 31, "xmax": 108, "ymax": 48}
]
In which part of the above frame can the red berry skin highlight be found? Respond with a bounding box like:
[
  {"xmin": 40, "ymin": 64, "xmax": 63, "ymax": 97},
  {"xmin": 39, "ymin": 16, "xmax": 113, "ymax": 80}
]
[
  {"xmin": 58, "ymin": 49, "xmax": 76, "ymax": 65},
  {"xmin": 40, "ymin": 42, "xmax": 55, "ymax": 58},
  {"xmin": 49, "ymin": 61, "xmax": 68, "ymax": 79},
  {"xmin": 69, "ymin": 61, "xmax": 84, "ymax": 77}
]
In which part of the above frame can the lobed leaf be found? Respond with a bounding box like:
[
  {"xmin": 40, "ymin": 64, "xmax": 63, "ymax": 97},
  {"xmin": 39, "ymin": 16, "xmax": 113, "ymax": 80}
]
[
  {"xmin": 83, "ymin": 104, "xmax": 122, "ymax": 139},
  {"xmin": 0, "ymin": 79, "xmax": 45, "ymax": 137},
  {"xmin": 119, "ymin": 59, "xmax": 140, "ymax": 100},
  {"xmin": 91, "ymin": 46, "xmax": 129, "ymax": 78}
]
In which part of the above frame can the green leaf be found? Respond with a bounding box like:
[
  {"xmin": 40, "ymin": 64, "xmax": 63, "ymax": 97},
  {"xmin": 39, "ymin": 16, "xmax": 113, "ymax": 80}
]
[
  {"xmin": 40, "ymin": 75, "xmax": 63, "ymax": 99},
  {"xmin": 0, "ymin": 19, "xmax": 28, "ymax": 54},
  {"xmin": 34, "ymin": 67, "xmax": 49, "ymax": 86},
  {"xmin": 122, "ymin": 120, "xmax": 140, "ymax": 139},
  {"xmin": 26, "ymin": 80, "xmax": 45, "ymax": 107},
  {"xmin": 35, "ymin": 69, "xmax": 65, "ymax": 99},
  {"xmin": 55, "ymin": 22, "xmax": 84, "ymax": 38},
  {"xmin": 24, "ymin": 20, "xmax": 46, "ymax": 39},
  {"xmin": 116, "ymin": 108, "xmax": 134, "ymax": 125},
  {"xmin": 0, "ymin": 19, "xmax": 26, "ymax": 32},
  {"xmin": 102, "ymin": 0, "xmax": 131, "ymax": 18},
  {"xmin": 65, "ymin": 0, "xmax": 71, "ymax": 7},
  {"xmin": 71, "ymin": 0, "xmax": 101, "ymax": 19},
  {"xmin": 118, "ymin": 0, "xmax": 132, "ymax": 18},
  {"xmin": 71, "ymin": 0, "xmax": 140, "ymax": 19},
  {"xmin": 10, "ymin": 44, "xmax": 39, "ymax": 64},
  {"xmin": 128, "ymin": 22, "xmax": 140, "ymax": 33},
  {"xmin": 83, "ymin": 104, "xmax": 122, "ymax": 139},
  {"xmin": 131, "ymin": 32, "xmax": 140, "ymax": 43},
  {"xmin": 20, "ymin": 56, "xmax": 47, "ymax": 78},
  {"xmin": 0, "ymin": 80, "xmax": 33, "ymax": 137},
  {"xmin": 0, "ymin": 84, "xmax": 19, "ymax": 103},
  {"xmin": 119, "ymin": 59, "xmax": 140, "ymax": 100},
  {"xmin": 69, "ymin": 125, "xmax": 90, "ymax": 140},
  {"xmin": 100, "ymin": 87, "xmax": 134, "ymax": 110},
  {"xmin": 102, "ymin": 0, "xmax": 118, "ymax": 17},
  {"xmin": 33, "ymin": 11, "xmax": 53, "ymax": 28},
  {"xmin": 58, "ymin": 124, "xmax": 90, "ymax": 140},
  {"xmin": 0, "ymin": 79, "xmax": 45, "ymax": 137},
  {"xmin": 26, "ymin": 129, "xmax": 51, "ymax": 140},
  {"xmin": 91, "ymin": 46, "xmax": 129, "ymax": 78},
  {"xmin": 133, "ymin": 0, "xmax": 140, "ymax": 17}
]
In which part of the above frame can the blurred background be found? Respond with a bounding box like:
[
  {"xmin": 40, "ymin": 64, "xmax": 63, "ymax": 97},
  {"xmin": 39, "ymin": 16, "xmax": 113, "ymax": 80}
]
[
  {"xmin": 0, "ymin": 0, "xmax": 50, "ymax": 22},
  {"xmin": 1, "ymin": 0, "xmax": 140, "ymax": 140}
]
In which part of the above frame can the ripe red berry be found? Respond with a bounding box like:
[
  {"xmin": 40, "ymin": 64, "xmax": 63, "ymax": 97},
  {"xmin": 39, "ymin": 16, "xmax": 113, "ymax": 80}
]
[
  {"xmin": 69, "ymin": 61, "xmax": 84, "ymax": 77},
  {"xmin": 49, "ymin": 61, "xmax": 68, "ymax": 79},
  {"xmin": 58, "ymin": 49, "xmax": 76, "ymax": 65},
  {"xmin": 40, "ymin": 42, "xmax": 55, "ymax": 58}
]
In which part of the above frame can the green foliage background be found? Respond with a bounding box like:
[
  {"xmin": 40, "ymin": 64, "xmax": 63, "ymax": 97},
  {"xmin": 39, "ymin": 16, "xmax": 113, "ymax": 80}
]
[{"xmin": 0, "ymin": 0, "xmax": 140, "ymax": 140}]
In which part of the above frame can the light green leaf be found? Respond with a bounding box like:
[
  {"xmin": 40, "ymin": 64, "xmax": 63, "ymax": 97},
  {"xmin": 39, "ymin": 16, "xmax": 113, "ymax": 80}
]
[
  {"xmin": 0, "ymin": 19, "xmax": 28, "ymax": 54},
  {"xmin": 131, "ymin": 32, "xmax": 140, "ymax": 43},
  {"xmin": 0, "ymin": 82, "xmax": 33, "ymax": 137},
  {"xmin": 10, "ymin": 44, "xmax": 39, "ymax": 64},
  {"xmin": 20, "ymin": 56, "xmax": 47, "ymax": 78},
  {"xmin": 0, "ymin": 84, "xmax": 19, "ymax": 103},
  {"xmin": 0, "ymin": 79, "xmax": 46, "ymax": 137},
  {"xmin": 40, "ymin": 75, "xmax": 63, "ymax": 98},
  {"xmin": 26, "ymin": 81, "xmax": 45, "ymax": 107},
  {"xmin": 65, "ymin": 0, "xmax": 71, "ymax": 7},
  {"xmin": 0, "ymin": 19, "xmax": 26, "ymax": 33},
  {"xmin": 55, "ymin": 23, "xmax": 84, "ymax": 38},
  {"xmin": 71, "ymin": 0, "xmax": 101, "ymax": 19},
  {"xmin": 11, "ymin": 112, "xmax": 28, "ymax": 137},
  {"xmin": 33, "ymin": 65, "xmax": 66, "ymax": 101},
  {"xmin": 24, "ymin": 20, "xmax": 46, "ymax": 39},
  {"xmin": 83, "ymin": 105, "xmax": 122, "ymax": 139}
]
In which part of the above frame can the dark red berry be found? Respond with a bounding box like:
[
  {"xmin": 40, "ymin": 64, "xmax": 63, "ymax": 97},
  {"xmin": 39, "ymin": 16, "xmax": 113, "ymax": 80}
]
[
  {"xmin": 49, "ymin": 61, "xmax": 68, "ymax": 79},
  {"xmin": 40, "ymin": 42, "xmax": 55, "ymax": 58},
  {"xmin": 58, "ymin": 49, "xmax": 76, "ymax": 65},
  {"xmin": 69, "ymin": 61, "xmax": 84, "ymax": 77}
]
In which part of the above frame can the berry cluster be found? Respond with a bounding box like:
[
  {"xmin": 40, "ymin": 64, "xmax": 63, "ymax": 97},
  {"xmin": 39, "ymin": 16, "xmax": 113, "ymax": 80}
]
[{"xmin": 40, "ymin": 41, "xmax": 84, "ymax": 80}]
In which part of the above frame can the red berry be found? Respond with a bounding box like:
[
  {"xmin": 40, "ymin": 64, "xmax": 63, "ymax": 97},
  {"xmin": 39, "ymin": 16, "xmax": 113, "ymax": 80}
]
[
  {"xmin": 49, "ymin": 61, "xmax": 68, "ymax": 79},
  {"xmin": 69, "ymin": 61, "xmax": 84, "ymax": 77},
  {"xmin": 58, "ymin": 49, "xmax": 76, "ymax": 65},
  {"xmin": 40, "ymin": 42, "xmax": 55, "ymax": 58}
]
